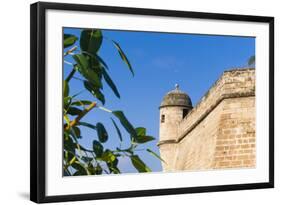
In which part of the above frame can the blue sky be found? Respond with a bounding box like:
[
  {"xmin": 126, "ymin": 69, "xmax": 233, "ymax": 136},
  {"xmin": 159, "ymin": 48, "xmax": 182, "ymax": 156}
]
[{"xmin": 64, "ymin": 28, "xmax": 255, "ymax": 173}]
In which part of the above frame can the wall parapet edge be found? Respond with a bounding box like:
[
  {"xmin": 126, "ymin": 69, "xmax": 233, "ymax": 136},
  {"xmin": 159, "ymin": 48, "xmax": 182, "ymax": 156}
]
[{"xmin": 177, "ymin": 68, "xmax": 255, "ymax": 143}]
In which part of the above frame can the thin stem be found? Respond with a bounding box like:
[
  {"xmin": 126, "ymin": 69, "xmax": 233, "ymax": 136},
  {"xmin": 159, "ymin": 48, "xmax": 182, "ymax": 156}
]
[
  {"xmin": 134, "ymin": 149, "xmax": 145, "ymax": 152},
  {"xmin": 72, "ymin": 98, "xmax": 87, "ymax": 109},
  {"xmin": 72, "ymin": 76, "xmax": 84, "ymax": 82},
  {"xmin": 64, "ymin": 46, "xmax": 78, "ymax": 56},
  {"xmin": 113, "ymin": 149, "xmax": 131, "ymax": 157},
  {"xmin": 65, "ymin": 68, "xmax": 76, "ymax": 82},
  {"xmin": 97, "ymin": 106, "xmax": 112, "ymax": 113},
  {"xmin": 65, "ymin": 102, "xmax": 97, "ymax": 131},
  {"xmin": 64, "ymin": 60, "xmax": 74, "ymax": 66}
]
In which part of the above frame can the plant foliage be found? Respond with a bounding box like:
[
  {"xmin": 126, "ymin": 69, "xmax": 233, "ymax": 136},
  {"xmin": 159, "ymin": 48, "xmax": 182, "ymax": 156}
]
[{"xmin": 63, "ymin": 29, "xmax": 163, "ymax": 176}]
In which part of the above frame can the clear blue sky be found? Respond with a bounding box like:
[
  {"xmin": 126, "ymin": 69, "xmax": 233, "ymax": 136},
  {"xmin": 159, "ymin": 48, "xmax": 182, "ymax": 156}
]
[{"xmin": 64, "ymin": 27, "xmax": 255, "ymax": 173}]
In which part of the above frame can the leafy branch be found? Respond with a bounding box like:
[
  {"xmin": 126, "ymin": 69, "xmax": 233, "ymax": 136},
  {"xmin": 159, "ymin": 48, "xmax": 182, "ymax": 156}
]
[
  {"xmin": 63, "ymin": 29, "xmax": 163, "ymax": 176},
  {"xmin": 65, "ymin": 102, "xmax": 97, "ymax": 131}
]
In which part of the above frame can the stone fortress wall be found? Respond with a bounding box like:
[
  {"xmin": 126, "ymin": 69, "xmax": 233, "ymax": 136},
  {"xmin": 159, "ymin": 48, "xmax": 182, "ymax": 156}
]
[{"xmin": 158, "ymin": 68, "xmax": 256, "ymax": 171}]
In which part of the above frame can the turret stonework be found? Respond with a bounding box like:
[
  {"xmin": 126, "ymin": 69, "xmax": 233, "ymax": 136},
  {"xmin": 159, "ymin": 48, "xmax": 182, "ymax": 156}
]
[{"xmin": 158, "ymin": 68, "xmax": 256, "ymax": 171}]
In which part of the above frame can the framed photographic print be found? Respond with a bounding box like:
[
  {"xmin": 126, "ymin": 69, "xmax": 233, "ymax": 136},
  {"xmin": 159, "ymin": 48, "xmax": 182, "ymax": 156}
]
[{"xmin": 30, "ymin": 1, "xmax": 274, "ymax": 203}]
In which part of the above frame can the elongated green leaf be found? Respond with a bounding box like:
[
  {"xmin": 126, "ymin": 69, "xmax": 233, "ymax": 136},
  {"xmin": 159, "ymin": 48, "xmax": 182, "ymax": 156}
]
[
  {"xmin": 71, "ymin": 100, "xmax": 92, "ymax": 106},
  {"xmin": 63, "ymin": 114, "xmax": 70, "ymax": 126},
  {"xmin": 64, "ymin": 34, "xmax": 78, "ymax": 48},
  {"xmin": 102, "ymin": 68, "xmax": 120, "ymax": 98},
  {"xmin": 93, "ymin": 89, "xmax": 105, "ymax": 105},
  {"xmin": 147, "ymin": 148, "xmax": 166, "ymax": 163},
  {"xmin": 135, "ymin": 135, "xmax": 155, "ymax": 144},
  {"xmin": 73, "ymin": 54, "xmax": 102, "ymax": 88},
  {"xmin": 94, "ymin": 54, "xmax": 109, "ymax": 70},
  {"xmin": 72, "ymin": 126, "xmax": 81, "ymax": 138},
  {"xmin": 112, "ymin": 40, "xmax": 134, "ymax": 76},
  {"xmin": 80, "ymin": 29, "xmax": 103, "ymax": 55},
  {"xmin": 112, "ymin": 111, "xmax": 137, "ymax": 139},
  {"xmin": 73, "ymin": 54, "xmax": 88, "ymax": 71},
  {"xmin": 78, "ymin": 121, "xmax": 96, "ymax": 130},
  {"xmin": 64, "ymin": 81, "xmax": 69, "ymax": 98},
  {"xmin": 110, "ymin": 118, "xmax": 122, "ymax": 141},
  {"xmin": 93, "ymin": 140, "xmax": 103, "ymax": 157},
  {"xmin": 67, "ymin": 107, "xmax": 82, "ymax": 116},
  {"xmin": 84, "ymin": 81, "xmax": 105, "ymax": 104},
  {"xmin": 96, "ymin": 122, "xmax": 108, "ymax": 143},
  {"xmin": 69, "ymin": 127, "xmax": 80, "ymax": 140},
  {"xmin": 88, "ymin": 69, "xmax": 102, "ymax": 88},
  {"xmin": 135, "ymin": 127, "xmax": 146, "ymax": 136},
  {"xmin": 130, "ymin": 155, "xmax": 151, "ymax": 172},
  {"xmin": 64, "ymin": 96, "xmax": 72, "ymax": 110}
]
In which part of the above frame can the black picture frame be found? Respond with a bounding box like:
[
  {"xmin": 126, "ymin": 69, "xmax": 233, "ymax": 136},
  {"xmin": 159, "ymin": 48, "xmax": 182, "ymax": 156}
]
[{"xmin": 30, "ymin": 2, "xmax": 274, "ymax": 203}]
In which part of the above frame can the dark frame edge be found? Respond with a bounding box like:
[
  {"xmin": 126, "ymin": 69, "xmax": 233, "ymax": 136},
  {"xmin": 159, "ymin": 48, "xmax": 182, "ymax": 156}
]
[
  {"xmin": 30, "ymin": 2, "xmax": 39, "ymax": 203},
  {"xmin": 41, "ymin": 182, "xmax": 273, "ymax": 203},
  {"xmin": 34, "ymin": 1, "xmax": 274, "ymax": 22},
  {"xmin": 30, "ymin": 2, "xmax": 47, "ymax": 203},
  {"xmin": 30, "ymin": 1, "xmax": 274, "ymax": 203},
  {"xmin": 268, "ymin": 17, "xmax": 274, "ymax": 188}
]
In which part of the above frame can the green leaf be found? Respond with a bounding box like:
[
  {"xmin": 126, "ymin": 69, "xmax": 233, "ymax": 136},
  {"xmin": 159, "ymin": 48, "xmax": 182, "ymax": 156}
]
[
  {"xmin": 80, "ymin": 29, "xmax": 103, "ymax": 55},
  {"xmin": 71, "ymin": 100, "xmax": 92, "ymax": 106},
  {"xmin": 73, "ymin": 54, "xmax": 88, "ymax": 71},
  {"xmin": 94, "ymin": 54, "xmax": 109, "ymax": 70},
  {"xmin": 112, "ymin": 111, "xmax": 137, "ymax": 139},
  {"xmin": 73, "ymin": 54, "xmax": 102, "ymax": 88},
  {"xmin": 71, "ymin": 161, "xmax": 89, "ymax": 175},
  {"xmin": 101, "ymin": 150, "xmax": 116, "ymax": 163},
  {"xmin": 134, "ymin": 127, "xmax": 155, "ymax": 144},
  {"xmin": 112, "ymin": 40, "xmax": 134, "ymax": 76},
  {"xmin": 86, "ymin": 69, "xmax": 102, "ymax": 88},
  {"xmin": 147, "ymin": 148, "xmax": 166, "ymax": 163},
  {"xmin": 96, "ymin": 122, "xmax": 108, "ymax": 143},
  {"xmin": 64, "ymin": 34, "xmax": 78, "ymax": 48},
  {"xmin": 72, "ymin": 126, "xmax": 81, "ymax": 138},
  {"xmin": 64, "ymin": 135, "xmax": 75, "ymax": 154},
  {"xmin": 135, "ymin": 127, "xmax": 146, "ymax": 136},
  {"xmin": 130, "ymin": 155, "xmax": 151, "ymax": 172},
  {"xmin": 87, "ymin": 163, "xmax": 103, "ymax": 175},
  {"xmin": 93, "ymin": 88, "xmax": 105, "ymax": 105},
  {"xmin": 64, "ymin": 96, "xmax": 72, "ymax": 110},
  {"xmin": 135, "ymin": 135, "xmax": 155, "ymax": 144},
  {"xmin": 106, "ymin": 158, "xmax": 120, "ymax": 174},
  {"xmin": 64, "ymin": 114, "xmax": 70, "ymax": 126},
  {"xmin": 110, "ymin": 118, "xmax": 122, "ymax": 141},
  {"xmin": 69, "ymin": 127, "xmax": 80, "ymax": 140},
  {"xmin": 63, "ymin": 81, "xmax": 69, "ymax": 98},
  {"xmin": 67, "ymin": 107, "xmax": 82, "ymax": 116},
  {"xmin": 248, "ymin": 55, "xmax": 255, "ymax": 66},
  {"xmin": 78, "ymin": 122, "xmax": 96, "ymax": 130},
  {"xmin": 102, "ymin": 67, "xmax": 120, "ymax": 98},
  {"xmin": 93, "ymin": 140, "xmax": 104, "ymax": 157},
  {"xmin": 84, "ymin": 81, "xmax": 105, "ymax": 105}
]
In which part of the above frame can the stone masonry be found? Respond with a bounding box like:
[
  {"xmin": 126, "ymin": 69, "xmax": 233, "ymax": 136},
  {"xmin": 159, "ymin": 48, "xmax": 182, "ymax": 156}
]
[{"xmin": 158, "ymin": 68, "xmax": 255, "ymax": 171}]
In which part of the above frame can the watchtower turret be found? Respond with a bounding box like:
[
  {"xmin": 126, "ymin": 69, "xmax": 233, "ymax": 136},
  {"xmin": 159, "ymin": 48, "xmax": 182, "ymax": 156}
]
[{"xmin": 158, "ymin": 84, "xmax": 192, "ymax": 171}]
